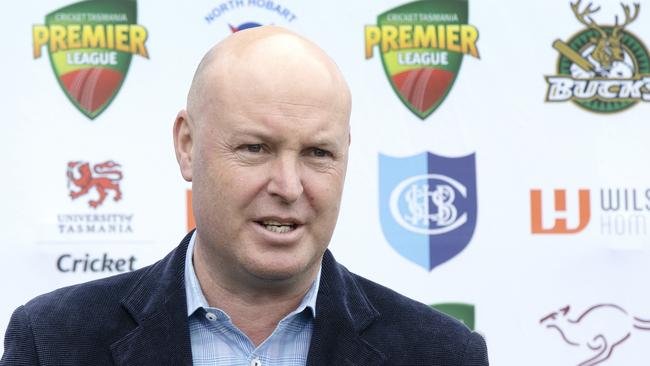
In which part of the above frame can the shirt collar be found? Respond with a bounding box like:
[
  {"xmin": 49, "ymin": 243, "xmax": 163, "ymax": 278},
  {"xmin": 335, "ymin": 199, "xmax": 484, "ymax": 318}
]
[{"xmin": 184, "ymin": 230, "xmax": 321, "ymax": 318}]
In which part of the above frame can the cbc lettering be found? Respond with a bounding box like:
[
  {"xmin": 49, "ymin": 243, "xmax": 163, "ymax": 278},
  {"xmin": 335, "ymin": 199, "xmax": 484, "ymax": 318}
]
[{"xmin": 57, "ymin": 253, "xmax": 137, "ymax": 273}]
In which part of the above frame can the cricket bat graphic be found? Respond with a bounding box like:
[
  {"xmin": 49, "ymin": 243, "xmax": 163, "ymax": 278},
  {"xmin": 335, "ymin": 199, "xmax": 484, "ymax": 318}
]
[{"xmin": 552, "ymin": 39, "xmax": 595, "ymax": 73}]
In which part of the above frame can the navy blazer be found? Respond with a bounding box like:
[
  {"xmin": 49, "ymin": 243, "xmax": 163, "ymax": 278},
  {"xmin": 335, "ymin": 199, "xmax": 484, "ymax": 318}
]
[{"xmin": 1, "ymin": 232, "xmax": 488, "ymax": 365}]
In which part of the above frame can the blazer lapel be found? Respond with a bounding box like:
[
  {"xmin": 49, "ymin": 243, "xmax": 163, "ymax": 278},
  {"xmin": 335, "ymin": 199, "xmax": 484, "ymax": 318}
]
[
  {"xmin": 307, "ymin": 251, "xmax": 386, "ymax": 366},
  {"xmin": 110, "ymin": 232, "xmax": 194, "ymax": 366},
  {"xmin": 108, "ymin": 237, "xmax": 385, "ymax": 365}
]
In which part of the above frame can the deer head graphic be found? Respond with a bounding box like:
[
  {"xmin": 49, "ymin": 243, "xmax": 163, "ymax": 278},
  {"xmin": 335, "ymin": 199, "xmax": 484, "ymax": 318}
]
[{"xmin": 571, "ymin": 0, "xmax": 639, "ymax": 72}]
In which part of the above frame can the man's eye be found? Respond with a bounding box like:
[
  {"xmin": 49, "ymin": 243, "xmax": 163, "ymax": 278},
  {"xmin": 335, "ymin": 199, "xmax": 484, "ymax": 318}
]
[
  {"xmin": 311, "ymin": 148, "xmax": 330, "ymax": 158},
  {"xmin": 245, "ymin": 144, "xmax": 262, "ymax": 153}
]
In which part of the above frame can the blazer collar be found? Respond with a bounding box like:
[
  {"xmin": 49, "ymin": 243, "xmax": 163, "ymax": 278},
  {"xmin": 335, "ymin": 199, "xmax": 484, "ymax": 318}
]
[
  {"xmin": 108, "ymin": 233, "xmax": 385, "ymax": 366},
  {"xmin": 110, "ymin": 231, "xmax": 194, "ymax": 366},
  {"xmin": 307, "ymin": 250, "xmax": 386, "ymax": 366}
]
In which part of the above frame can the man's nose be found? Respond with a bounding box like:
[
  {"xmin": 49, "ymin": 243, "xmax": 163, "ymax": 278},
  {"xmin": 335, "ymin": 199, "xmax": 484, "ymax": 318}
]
[{"xmin": 266, "ymin": 155, "xmax": 303, "ymax": 203}]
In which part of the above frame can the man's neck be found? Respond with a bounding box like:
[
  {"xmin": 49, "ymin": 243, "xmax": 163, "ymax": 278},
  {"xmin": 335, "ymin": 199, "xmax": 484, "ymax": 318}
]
[{"xmin": 192, "ymin": 242, "xmax": 318, "ymax": 346}]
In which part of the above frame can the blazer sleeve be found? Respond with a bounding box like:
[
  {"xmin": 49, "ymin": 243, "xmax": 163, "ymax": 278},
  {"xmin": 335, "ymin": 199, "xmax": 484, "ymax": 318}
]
[
  {"xmin": 0, "ymin": 306, "xmax": 40, "ymax": 366},
  {"xmin": 461, "ymin": 331, "xmax": 489, "ymax": 366}
]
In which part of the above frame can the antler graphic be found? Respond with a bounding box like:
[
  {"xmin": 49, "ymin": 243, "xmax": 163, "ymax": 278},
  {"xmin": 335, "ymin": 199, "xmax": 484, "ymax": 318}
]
[
  {"xmin": 571, "ymin": 0, "xmax": 607, "ymax": 38},
  {"xmin": 613, "ymin": 3, "xmax": 640, "ymax": 37}
]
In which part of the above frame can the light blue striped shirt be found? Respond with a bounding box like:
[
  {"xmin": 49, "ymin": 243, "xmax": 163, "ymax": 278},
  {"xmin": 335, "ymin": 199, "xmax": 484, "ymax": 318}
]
[{"xmin": 184, "ymin": 232, "xmax": 320, "ymax": 366}]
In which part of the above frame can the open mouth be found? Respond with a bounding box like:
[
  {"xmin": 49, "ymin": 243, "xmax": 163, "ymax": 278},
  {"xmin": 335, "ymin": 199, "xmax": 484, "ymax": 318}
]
[{"xmin": 255, "ymin": 220, "xmax": 298, "ymax": 234}]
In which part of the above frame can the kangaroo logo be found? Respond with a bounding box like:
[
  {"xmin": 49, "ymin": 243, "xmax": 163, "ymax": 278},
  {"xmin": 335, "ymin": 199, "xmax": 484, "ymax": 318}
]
[
  {"xmin": 540, "ymin": 304, "xmax": 650, "ymax": 365},
  {"xmin": 67, "ymin": 160, "xmax": 123, "ymax": 208}
]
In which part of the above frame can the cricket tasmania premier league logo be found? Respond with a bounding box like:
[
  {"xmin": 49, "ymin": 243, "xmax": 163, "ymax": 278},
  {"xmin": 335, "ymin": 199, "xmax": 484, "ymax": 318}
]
[
  {"xmin": 365, "ymin": 0, "xmax": 480, "ymax": 119},
  {"xmin": 546, "ymin": 1, "xmax": 650, "ymax": 113},
  {"xmin": 33, "ymin": 0, "xmax": 149, "ymax": 119},
  {"xmin": 379, "ymin": 152, "xmax": 477, "ymax": 270}
]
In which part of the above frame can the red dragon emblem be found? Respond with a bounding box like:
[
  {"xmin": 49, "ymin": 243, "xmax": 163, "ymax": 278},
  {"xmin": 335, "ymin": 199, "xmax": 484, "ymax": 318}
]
[
  {"xmin": 541, "ymin": 304, "xmax": 650, "ymax": 365},
  {"xmin": 67, "ymin": 160, "xmax": 123, "ymax": 208}
]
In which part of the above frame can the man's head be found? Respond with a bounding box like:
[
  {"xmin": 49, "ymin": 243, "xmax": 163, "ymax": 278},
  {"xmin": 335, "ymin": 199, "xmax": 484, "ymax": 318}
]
[{"xmin": 173, "ymin": 26, "xmax": 351, "ymax": 290}]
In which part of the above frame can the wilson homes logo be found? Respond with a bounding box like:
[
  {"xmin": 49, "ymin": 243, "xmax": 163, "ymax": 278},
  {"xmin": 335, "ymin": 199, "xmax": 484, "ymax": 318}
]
[
  {"xmin": 546, "ymin": 1, "xmax": 650, "ymax": 113},
  {"xmin": 365, "ymin": 0, "xmax": 480, "ymax": 119},
  {"xmin": 32, "ymin": 0, "xmax": 149, "ymax": 119},
  {"xmin": 530, "ymin": 188, "xmax": 650, "ymax": 237}
]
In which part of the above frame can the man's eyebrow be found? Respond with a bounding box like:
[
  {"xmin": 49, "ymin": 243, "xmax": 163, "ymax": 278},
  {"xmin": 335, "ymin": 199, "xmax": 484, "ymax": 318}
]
[
  {"xmin": 226, "ymin": 126, "xmax": 344, "ymax": 146},
  {"xmin": 225, "ymin": 126, "xmax": 273, "ymax": 140},
  {"xmin": 307, "ymin": 139, "xmax": 341, "ymax": 149}
]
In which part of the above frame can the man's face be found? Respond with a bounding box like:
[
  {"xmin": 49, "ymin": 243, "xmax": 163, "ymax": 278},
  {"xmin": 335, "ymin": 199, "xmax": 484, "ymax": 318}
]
[{"xmin": 188, "ymin": 55, "xmax": 350, "ymax": 284}]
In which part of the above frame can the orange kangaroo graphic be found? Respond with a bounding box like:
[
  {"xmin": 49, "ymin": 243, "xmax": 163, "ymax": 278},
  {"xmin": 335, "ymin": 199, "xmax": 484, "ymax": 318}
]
[
  {"xmin": 67, "ymin": 161, "xmax": 123, "ymax": 208},
  {"xmin": 540, "ymin": 304, "xmax": 650, "ymax": 366}
]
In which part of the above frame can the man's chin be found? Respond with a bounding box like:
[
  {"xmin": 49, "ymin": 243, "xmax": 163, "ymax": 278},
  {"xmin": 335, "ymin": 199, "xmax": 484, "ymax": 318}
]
[
  {"xmin": 246, "ymin": 262, "xmax": 309, "ymax": 282},
  {"xmin": 242, "ymin": 254, "xmax": 320, "ymax": 286}
]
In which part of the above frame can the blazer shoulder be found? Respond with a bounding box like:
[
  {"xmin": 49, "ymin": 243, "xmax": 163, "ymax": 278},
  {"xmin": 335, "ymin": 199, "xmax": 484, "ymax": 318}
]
[
  {"xmin": 3, "ymin": 234, "xmax": 193, "ymax": 366},
  {"xmin": 352, "ymin": 273, "xmax": 463, "ymax": 326},
  {"xmin": 24, "ymin": 263, "xmax": 152, "ymax": 320},
  {"xmin": 1, "ymin": 268, "xmax": 150, "ymax": 366},
  {"xmin": 0, "ymin": 306, "xmax": 39, "ymax": 366},
  {"xmin": 350, "ymin": 272, "xmax": 488, "ymax": 365}
]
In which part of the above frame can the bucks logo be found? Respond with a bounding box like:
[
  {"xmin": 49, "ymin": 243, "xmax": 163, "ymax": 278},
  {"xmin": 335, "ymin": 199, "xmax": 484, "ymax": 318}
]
[
  {"xmin": 379, "ymin": 152, "xmax": 477, "ymax": 270},
  {"xmin": 365, "ymin": 0, "xmax": 480, "ymax": 119},
  {"xmin": 33, "ymin": 0, "xmax": 149, "ymax": 119},
  {"xmin": 546, "ymin": 1, "xmax": 650, "ymax": 113}
]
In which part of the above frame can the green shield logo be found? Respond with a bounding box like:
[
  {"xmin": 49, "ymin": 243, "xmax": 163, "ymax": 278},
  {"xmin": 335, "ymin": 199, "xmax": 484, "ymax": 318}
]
[
  {"xmin": 365, "ymin": 0, "xmax": 480, "ymax": 120},
  {"xmin": 431, "ymin": 302, "xmax": 475, "ymax": 330},
  {"xmin": 33, "ymin": 0, "xmax": 149, "ymax": 120}
]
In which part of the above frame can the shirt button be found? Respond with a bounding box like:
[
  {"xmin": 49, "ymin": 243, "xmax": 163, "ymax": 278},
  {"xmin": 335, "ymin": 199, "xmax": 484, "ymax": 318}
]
[
  {"xmin": 205, "ymin": 312, "xmax": 217, "ymax": 321},
  {"xmin": 250, "ymin": 358, "xmax": 261, "ymax": 366}
]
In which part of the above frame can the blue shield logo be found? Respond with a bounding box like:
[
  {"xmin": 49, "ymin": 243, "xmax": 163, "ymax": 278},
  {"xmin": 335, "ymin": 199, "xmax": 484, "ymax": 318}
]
[{"xmin": 379, "ymin": 152, "xmax": 477, "ymax": 270}]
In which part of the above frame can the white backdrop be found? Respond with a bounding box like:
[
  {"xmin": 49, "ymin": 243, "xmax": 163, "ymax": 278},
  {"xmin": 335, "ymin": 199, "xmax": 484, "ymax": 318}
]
[{"xmin": 2, "ymin": 0, "xmax": 650, "ymax": 364}]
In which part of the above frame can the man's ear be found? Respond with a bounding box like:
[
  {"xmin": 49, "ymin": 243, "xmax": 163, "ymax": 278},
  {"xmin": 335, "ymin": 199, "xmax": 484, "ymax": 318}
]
[{"xmin": 173, "ymin": 110, "xmax": 194, "ymax": 182}]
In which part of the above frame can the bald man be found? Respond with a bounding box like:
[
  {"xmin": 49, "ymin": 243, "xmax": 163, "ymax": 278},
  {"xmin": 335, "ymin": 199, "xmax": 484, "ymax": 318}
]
[{"xmin": 1, "ymin": 27, "xmax": 488, "ymax": 366}]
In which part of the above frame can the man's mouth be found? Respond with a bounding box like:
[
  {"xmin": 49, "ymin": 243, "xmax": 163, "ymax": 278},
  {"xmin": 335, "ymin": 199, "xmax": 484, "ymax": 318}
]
[{"xmin": 256, "ymin": 220, "xmax": 298, "ymax": 233}]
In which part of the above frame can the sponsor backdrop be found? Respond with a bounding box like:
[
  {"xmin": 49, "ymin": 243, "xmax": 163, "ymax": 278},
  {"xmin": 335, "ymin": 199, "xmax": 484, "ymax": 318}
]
[{"xmin": 2, "ymin": 0, "xmax": 650, "ymax": 364}]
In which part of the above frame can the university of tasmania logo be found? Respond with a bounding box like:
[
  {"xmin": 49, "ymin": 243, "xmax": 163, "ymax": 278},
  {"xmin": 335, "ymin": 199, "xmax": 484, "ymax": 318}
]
[
  {"xmin": 33, "ymin": 0, "xmax": 149, "ymax": 119},
  {"xmin": 365, "ymin": 0, "xmax": 480, "ymax": 119},
  {"xmin": 379, "ymin": 152, "xmax": 477, "ymax": 270},
  {"xmin": 58, "ymin": 160, "xmax": 135, "ymax": 236},
  {"xmin": 546, "ymin": 1, "xmax": 650, "ymax": 113},
  {"xmin": 67, "ymin": 160, "xmax": 123, "ymax": 208}
]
